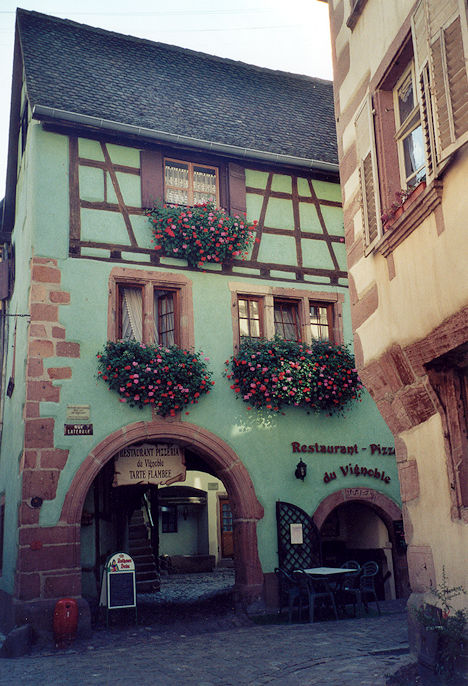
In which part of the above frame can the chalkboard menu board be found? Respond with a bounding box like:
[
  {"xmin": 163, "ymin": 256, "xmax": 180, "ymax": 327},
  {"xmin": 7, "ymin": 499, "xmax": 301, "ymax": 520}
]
[
  {"xmin": 100, "ymin": 552, "xmax": 136, "ymax": 611},
  {"xmin": 108, "ymin": 569, "xmax": 136, "ymax": 609}
]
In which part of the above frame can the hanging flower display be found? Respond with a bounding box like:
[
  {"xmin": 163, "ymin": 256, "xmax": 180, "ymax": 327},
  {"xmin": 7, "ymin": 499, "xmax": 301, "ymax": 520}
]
[
  {"xmin": 225, "ymin": 337, "xmax": 363, "ymax": 415},
  {"xmin": 97, "ymin": 339, "xmax": 214, "ymax": 416},
  {"xmin": 146, "ymin": 201, "xmax": 258, "ymax": 268}
]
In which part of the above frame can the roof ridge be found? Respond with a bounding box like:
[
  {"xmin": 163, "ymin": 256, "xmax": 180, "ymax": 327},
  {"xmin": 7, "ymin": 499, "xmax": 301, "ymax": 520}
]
[{"xmin": 16, "ymin": 7, "xmax": 331, "ymax": 85}]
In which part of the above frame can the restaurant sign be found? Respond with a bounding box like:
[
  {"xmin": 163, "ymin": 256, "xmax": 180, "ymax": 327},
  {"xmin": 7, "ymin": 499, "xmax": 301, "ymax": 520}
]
[{"xmin": 113, "ymin": 443, "xmax": 186, "ymax": 487}]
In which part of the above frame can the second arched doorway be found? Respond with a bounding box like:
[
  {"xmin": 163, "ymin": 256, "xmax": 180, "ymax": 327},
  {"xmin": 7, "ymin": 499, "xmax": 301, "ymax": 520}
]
[{"xmin": 313, "ymin": 488, "xmax": 410, "ymax": 599}]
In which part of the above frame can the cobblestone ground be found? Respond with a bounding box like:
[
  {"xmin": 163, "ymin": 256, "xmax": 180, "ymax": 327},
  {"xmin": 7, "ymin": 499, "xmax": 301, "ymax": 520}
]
[{"xmin": 0, "ymin": 570, "xmax": 415, "ymax": 686}]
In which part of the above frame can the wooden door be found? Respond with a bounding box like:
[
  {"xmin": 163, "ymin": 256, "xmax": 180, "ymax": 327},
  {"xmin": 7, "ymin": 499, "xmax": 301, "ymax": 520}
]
[{"xmin": 219, "ymin": 497, "xmax": 234, "ymax": 558}]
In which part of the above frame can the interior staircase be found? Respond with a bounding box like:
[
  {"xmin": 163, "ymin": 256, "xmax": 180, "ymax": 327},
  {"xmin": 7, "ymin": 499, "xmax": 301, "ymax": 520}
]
[{"xmin": 128, "ymin": 509, "xmax": 160, "ymax": 593}]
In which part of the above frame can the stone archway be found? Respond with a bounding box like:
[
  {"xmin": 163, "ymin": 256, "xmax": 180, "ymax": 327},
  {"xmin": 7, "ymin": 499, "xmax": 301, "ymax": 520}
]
[
  {"xmin": 61, "ymin": 420, "xmax": 264, "ymax": 604},
  {"xmin": 313, "ymin": 488, "xmax": 410, "ymax": 598}
]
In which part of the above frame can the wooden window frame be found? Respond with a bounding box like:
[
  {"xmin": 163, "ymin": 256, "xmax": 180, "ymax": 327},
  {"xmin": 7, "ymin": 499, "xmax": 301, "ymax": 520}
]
[
  {"xmin": 273, "ymin": 298, "xmax": 301, "ymax": 342},
  {"xmin": 238, "ymin": 295, "xmax": 264, "ymax": 340},
  {"xmin": 154, "ymin": 288, "xmax": 179, "ymax": 347},
  {"xmin": 108, "ymin": 267, "xmax": 194, "ymax": 349},
  {"xmin": 309, "ymin": 301, "xmax": 335, "ymax": 343},
  {"xmin": 141, "ymin": 150, "xmax": 246, "ymax": 218},
  {"xmin": 393, "ymin": 64, "xmax": 426, "ymax": 189},
  {"xmin": 230, "ymin": 284, "xmax": 344, "ymax": 352},
  {"xmin": 117, "ymin": 282, "xmax": 180, "ymax": 345},
  {"xmin": 164, "ymin": 157, "xmax": 220, "ymax": 206}
]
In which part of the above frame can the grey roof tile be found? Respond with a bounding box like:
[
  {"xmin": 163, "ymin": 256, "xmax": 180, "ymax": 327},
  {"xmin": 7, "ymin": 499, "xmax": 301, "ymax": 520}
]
[{"xmin": 16, "ymin": 9, "xmax": 338, "ymax": 165}]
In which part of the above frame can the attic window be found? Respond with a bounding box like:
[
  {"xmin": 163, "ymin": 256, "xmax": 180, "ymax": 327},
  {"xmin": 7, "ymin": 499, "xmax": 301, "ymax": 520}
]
[{"xmin": 164, "ymin": 159, "xmax": 219, "ymax": 205}]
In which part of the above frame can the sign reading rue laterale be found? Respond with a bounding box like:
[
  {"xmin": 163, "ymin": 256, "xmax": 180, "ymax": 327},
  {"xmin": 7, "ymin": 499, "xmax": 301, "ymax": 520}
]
[
  {"xmin": 64, "ymin": 424, "xmax": 93, "ymax": 436},
  {"xmin": 112, "ymin": 443, "xmax": 186, "ymax": 487}
]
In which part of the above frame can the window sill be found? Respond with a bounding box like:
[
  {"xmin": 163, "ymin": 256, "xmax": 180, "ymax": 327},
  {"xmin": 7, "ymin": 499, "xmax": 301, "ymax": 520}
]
[{"xmin": 375, "ymin": 180, "xmax": 443, "ymax": 258}]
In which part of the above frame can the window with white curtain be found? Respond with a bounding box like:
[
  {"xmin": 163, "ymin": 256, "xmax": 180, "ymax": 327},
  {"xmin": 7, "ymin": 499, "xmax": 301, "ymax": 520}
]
[
  {"xmin": 274, "ymin": 300, "xmax": 300, "ymax": 341},
  {"xmin": 164, "ymin": 158, "xmax": 218, "ymax": 205},
  {"xmin": 118, "ymin": 285, "xmax": 178, "ymax": 345}
]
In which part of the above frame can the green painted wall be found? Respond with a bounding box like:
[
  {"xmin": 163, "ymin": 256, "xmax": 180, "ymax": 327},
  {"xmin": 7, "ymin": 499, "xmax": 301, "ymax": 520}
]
[{"xmin": 0, "ymin": 125, "xmax": 397, "ymax": 594}]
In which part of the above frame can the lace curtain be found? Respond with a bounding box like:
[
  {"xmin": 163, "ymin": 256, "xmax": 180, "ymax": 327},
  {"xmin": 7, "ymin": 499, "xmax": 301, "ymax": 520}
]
[{"xmin": 121, "ymin": 287, "xmax": 143, "ymax": 340}]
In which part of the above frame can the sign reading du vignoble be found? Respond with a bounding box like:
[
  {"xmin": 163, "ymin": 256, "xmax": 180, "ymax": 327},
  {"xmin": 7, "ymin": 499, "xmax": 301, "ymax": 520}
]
[{"xmin": 113, "ymin": 443, "xmax": 186, "ymax": 487}]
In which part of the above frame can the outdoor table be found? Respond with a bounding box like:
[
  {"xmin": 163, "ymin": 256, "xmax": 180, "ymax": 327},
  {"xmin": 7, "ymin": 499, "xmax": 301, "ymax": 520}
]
[
  {"xmin": 301, "ymin": 567, "xmax": 356, "ymax": 578},
  {"xmin": 299, "ymin": 567, "xmax": 360, "ymax": 619}
]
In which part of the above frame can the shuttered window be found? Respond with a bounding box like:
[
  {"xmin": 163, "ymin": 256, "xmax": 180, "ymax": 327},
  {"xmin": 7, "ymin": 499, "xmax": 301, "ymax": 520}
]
[
  {"xmin": 412, "ymin": 0, "xmax": 468, "ymax": 168},
  {"xmin": 359, "ymin": 0, "xmax": 468, "ymax": 250},
  {"xmin": 141, "ymin": 152, "xmax": 246, "ymax": 218},
  {"xmin": 355, "ymin": 96, "xmax": 381, "ymax": 247}
]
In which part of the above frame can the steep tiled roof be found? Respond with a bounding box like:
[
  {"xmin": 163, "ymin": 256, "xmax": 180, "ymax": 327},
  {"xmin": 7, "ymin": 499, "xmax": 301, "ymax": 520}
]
[{"xmin": 16, "ymin": 9, "xmax": 338, "ymax": 166}]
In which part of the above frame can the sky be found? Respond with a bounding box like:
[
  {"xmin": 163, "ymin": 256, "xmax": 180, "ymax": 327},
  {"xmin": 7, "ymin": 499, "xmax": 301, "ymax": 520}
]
[{"xmin": 0, "ymin": 1, "xmax": 333, "ymax": 195}]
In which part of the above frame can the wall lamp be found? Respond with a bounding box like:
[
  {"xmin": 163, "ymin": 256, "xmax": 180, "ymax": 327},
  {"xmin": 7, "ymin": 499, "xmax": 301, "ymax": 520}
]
[{"xmin": 295, "ymin": 459, "xmax": 307, "ymax": 481}]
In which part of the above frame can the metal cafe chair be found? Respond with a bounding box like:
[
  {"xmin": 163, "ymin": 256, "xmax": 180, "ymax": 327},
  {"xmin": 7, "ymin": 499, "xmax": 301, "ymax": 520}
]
[
  {"xmin": 293, "ymin": 570, "xmax": 339, "ymax": 623},
  {"xmin": 274, "ymin": 567, "xmax": 304, "ymax": 623},
  {"xmin": 359, "ymin": 560, "xmax": 381, "ymax": 615},
  {"xmin": 334, "ymin": 560, "xmax": 362, "ymax": 617}
]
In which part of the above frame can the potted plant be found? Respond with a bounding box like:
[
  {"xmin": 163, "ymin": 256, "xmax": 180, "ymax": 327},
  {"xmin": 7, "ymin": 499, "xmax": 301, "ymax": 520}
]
[
  {"xmin": 224, "ymin": 337, "xmax": 363, "ymax": 414},
  {"xmin": 413, "ymin": 569, "xmax": 468, "ymax": 680},
  {"xmin": 97, "ymin": 339, "xmax": 214, "ymax": 417},
  {"xmin": 381, "ymin": 181, "xmax": 427, "ymax": 230},
  {"xmin": 146, "ymin": 201, "xmax": 258, "ymax": 268}
]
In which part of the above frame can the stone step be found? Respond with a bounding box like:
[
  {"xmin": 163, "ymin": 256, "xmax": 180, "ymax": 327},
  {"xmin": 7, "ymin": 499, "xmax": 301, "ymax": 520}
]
[
  {"xmin": 129, "ymin": 538, "xmax": 151, "ymax": 549},
  {"xmin": 130, "ymin": 550, "xmax": 155, "ymax": 565},
  {"xmin": 129, "ymin": 527, "xmax": 148, "ymax": 539},
  {"xmin": 136, "ymin": 579, "xmax": 160, "ymax": 593},
  {"xmin": 135, "ymin": 562, "xmax": 159, "ymax": 574},
  {"xmin": 135, "ymin": 570, "xmax": 160, "ymax": 582}
]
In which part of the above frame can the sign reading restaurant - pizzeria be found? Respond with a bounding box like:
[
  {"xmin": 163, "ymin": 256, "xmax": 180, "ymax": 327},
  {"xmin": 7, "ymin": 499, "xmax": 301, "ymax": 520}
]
[{"xmin": 113, "ymin": 443, "xmax": 186, "ymax": 487}]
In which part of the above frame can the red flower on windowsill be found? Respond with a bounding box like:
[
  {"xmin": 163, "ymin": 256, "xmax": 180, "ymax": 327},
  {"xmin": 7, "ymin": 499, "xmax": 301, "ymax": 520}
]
[
  {"xmin": 146, "ymin": 201, "xmax": 257, "ymax": 268},
  {"xmin": 97, "ymin": 339, "xmax": 213, "ymax": 416},
  {"xmin": 224, "ymin": 336, "xmax": 363, "ymax": 415},
  {"xmin": 381, "ymin": 180, "xmax": 426, "ymax": 231}
]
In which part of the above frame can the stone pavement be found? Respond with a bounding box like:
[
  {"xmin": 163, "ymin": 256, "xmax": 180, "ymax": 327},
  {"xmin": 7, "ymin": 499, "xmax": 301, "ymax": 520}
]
[{"xmin": 0, "ymin": 570, "xmax": 414, "ymax": 686}]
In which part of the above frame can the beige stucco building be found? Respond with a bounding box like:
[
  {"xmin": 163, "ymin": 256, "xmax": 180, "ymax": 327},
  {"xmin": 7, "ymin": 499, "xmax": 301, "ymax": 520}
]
[{"xmin": 322, "ymin": 0, "xmax": 468, "ymax": 653}]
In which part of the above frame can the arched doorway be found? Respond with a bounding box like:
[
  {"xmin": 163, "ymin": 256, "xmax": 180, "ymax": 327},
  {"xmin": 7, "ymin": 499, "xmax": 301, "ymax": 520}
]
[
  {"xmin": 60, "ymin": 420, "xmax": 264, "ymax": 605},
  {"xmin": 313, "ymin": 489, "xmax": 410, "ymax": 599}
]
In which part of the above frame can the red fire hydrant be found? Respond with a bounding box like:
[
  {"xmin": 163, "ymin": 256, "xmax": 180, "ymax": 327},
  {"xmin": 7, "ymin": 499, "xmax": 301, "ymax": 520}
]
[{"xmin": 53, "ymin": 598, "xmax": 78, "ymax": 648}]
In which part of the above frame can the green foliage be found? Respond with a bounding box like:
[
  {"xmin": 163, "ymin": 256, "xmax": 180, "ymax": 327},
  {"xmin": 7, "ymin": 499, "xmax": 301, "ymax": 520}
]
[
  {"xmin": 146, "ymin": 201, "xmax": 258, "ymax": 268},
  {"xmin": 97, "ymin": 339, "xmax": 213, "ymax": 416},
  {"xmin": 224, "ymin": 336, "xmax": 363, "ymax": 414},
  {"xmin": 414, "ymin": 568, "xmax": 468, "ymax": 679}
]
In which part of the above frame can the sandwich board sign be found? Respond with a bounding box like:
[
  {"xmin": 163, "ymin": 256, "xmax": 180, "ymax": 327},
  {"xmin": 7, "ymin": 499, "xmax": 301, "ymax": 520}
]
[{"xmin": 100, "ymin": 552, "xmax": 137, "ymax": 625}]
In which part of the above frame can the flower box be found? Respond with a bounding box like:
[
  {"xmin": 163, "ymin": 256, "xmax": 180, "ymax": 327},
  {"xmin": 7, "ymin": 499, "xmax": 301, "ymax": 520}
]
[
  {"xmin": 146, "ymin": 201, "xmax": 258, "ymax": 268},
  {"xmin": 97, "ymin": 339, "xmax": 214, "ymax": 416},
  {"xmin": 225, "ymin": 337, "xmax": 363, "ymax": 415},
  {"xmin": 382, "ymin": 180, "xmax": 427, "ymax": 232}
]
